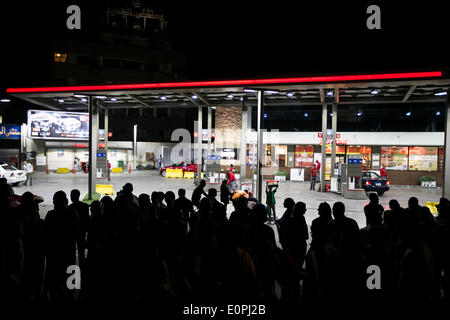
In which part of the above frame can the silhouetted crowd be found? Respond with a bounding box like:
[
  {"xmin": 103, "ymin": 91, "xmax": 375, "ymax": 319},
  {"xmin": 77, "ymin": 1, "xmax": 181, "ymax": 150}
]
[{"xmin": 1, "ymin": 177, "xmax": 449, "ymax": 308}]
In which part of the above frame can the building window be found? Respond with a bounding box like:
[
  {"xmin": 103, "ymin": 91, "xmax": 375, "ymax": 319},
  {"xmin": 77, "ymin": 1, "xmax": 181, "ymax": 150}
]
[
  {"xmin": 143, "ymin": 62, "xmax": 159, "ymax": 72},
  {"xmin": 346, "ymin": 146, "xmax": 372, "ymax": 170},
  {"xmin": 408, "ymin": 147, "xmax": 438, "ymax": 171},
  {"xmin": 122, "ymin": 60, "xmax": 141, "ymax": 70},
  {"xmin": 77, "ymin": 55, "xmax": 98, "ymax": 67},
  {"xmin": 103, "ymin": 58, "xmax": 121, "ymax": 68},
  {"xmin": 381, "ymin": 147, "xmax": 408, "ymax": 170},
  {"xmin": 54, "ymin": 53, "xmax": 67, "ymax": 63},
  {"xmin": 275, "ymin": 145, "xmax": 287, "ymax": 167}
]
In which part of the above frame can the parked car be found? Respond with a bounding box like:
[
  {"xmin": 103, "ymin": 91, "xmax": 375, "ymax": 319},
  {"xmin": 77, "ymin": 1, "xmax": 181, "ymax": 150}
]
[
  {"xmin": 0, "ymin": 163, "xmax": 27, "ymax": 185},
  {"xmin": 159, "ymin": 162, "xmax": 198, "ymax": 177},
  {"xmin": 361, "ymin": 171, "xmax": 390, "ymax": 196}
]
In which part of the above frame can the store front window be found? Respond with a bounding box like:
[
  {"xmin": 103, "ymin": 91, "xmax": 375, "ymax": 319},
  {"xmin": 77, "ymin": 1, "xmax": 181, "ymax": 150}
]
[
  {"xmin": 264, "ymin": 145, "xmax": 272, "ymax": 166},
  {"xmin": 381, "ymin": 147, "xmax": 408, "ymax": 170},
  {"xmin": 408, "ymin": 147, "xmax": 438, "ymax": 171},
  {"xmin": 347, "ymin": 146, "xmax": 372, "ymax": 170},
  {"xmin": 275, "ymin": 145, "xmax": 287, "ymax": 167}
]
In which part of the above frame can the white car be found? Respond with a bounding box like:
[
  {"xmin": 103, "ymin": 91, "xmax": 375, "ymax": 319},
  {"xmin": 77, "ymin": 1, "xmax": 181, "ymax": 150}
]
[
  {"xmin": 52, "ymin": 115, "xmax": 81, "ymax": 132},
  {"xmin": 0, "ymin": 163, "xmax": 27, "ymax": 185}
]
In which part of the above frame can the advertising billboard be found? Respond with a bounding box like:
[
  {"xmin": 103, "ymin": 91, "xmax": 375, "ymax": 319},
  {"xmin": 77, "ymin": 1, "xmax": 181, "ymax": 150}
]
[
  {"xmin": 294, "ymin": 145, "xmax": 314, "ymax": 167},
  {"xmin": 27, "ymin": 110, "xmax": 89, "ymax": 140}
]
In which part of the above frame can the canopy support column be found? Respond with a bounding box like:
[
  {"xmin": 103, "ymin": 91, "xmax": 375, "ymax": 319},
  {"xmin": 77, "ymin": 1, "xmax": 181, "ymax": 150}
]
[
  {"xmin": 443, "ymin": 95, "xmax": 450, "ymax": 199},
  {"xmin": 88, "ymin": 97, "xmax": 98, "ymax": 200},
  {"xmin": 256, "ymin": 91, "xmax": 264, "ymax": 202},
  {"xmin": 320, "ymin": 100, "xmax": 327, "ymax": 192}
]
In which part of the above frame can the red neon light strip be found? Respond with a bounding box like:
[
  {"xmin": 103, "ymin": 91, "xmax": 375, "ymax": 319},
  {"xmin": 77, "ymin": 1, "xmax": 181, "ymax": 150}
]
[{"xmin": 6, "ymin": 71, "xmax": 442, "ymax": 93}]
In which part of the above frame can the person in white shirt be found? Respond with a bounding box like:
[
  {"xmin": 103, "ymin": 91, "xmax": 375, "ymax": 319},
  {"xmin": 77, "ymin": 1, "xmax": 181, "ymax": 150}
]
[{"xmin": 23, "ymin": 161, "xmax": 34, "ymax": 186}]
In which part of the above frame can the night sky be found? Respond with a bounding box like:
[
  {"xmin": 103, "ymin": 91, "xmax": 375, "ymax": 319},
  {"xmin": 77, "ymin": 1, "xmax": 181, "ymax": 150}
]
[{"xmin": 0, "ymin": 0, "xmax": 449, "ymax": 89}]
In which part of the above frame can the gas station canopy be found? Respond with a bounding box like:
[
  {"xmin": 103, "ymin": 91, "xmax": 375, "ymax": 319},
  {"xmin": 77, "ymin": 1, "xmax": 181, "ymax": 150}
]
[
  {"xmin": 7, "ymin": 71, "xmax": 450, "ymax": 111},
  {"xmin": 6, "ymin": 70, "xmax": 450, "ymax": 201}
]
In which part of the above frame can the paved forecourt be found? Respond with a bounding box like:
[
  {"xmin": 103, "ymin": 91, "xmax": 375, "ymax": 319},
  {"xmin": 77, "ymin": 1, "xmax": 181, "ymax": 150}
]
[{"xmin": 14, "ymin": 170, "xmax": 443, "ymax": 230}]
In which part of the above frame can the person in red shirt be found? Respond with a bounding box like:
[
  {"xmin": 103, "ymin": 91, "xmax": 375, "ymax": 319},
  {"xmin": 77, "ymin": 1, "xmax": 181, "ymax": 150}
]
[
  {"xmin": 227, "ymin": 169, "xmax": 237, "ymax": 192},
  {"xmin": 107, "ymin": 160, "xmax": 112, "ymax": 181},
  {"xmin": 315, "ymin": 160, "xmax": 321, "ymax": 183},
  {"xmin": 380, "ymin": 165, "xmax": 387, "ymax": 179},
  {"xmin": 310, "ymin": 164, "xmax": 318, "ymax": 190}
]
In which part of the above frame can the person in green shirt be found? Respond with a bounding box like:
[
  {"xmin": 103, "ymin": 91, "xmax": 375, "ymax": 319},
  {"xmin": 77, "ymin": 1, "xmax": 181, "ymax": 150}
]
[{"xmin": 266, "ymin": 182, "xmax": 278, "ymax": 224}]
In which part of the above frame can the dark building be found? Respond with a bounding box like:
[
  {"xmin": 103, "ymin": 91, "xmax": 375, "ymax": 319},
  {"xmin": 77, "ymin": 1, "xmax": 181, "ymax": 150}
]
[
  {"xmin": 44, "ymin": 1, "xmax": 193, "ymax": 142},
  {"xmin": 51, "ymin": 2, "xmax": 187, "ymax": 86}
]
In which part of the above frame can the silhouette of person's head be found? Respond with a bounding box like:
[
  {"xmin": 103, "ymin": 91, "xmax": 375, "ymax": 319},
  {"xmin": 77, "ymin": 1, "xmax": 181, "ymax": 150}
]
[
  {"xmin": 165, "ymin": 191, "xmax": 176, "ymax": 206},
  {"xmin": 21, "ymin": 191, "xmax": 34, "ymax": 204},
  {"xmin": 158, "ymin": 192, "xmax": 165, "ymax": 203},
  {"xmin": 178, "ymin": 188, "xmax": 186, "ymax": 198},
  {"xmin": 91, "ymin": 200, "xmax": 104, "ymax": 217},
  {"xmin": 365, "ymin": 205, "xmax": 382, "ymax": 226},
  {"xmin": 138, "ymin": 193, "xmax": 151, "ymax": 207},
  {"xmin": 199, "ymin": 197, "xmax": 211, "ymax": 214},
  {"xmin": 221, "ymin": 179, "xmax": 227, "ymax": 185},
  {"xmin": 0, "ymin": 177, "xmax": 7, "ymax": 186},
  {"xmin": 252, "ymin": 203, "xmax": 267, "ymax": 223},
  {"xmin": 283, "ymin": 198, "xmax": 295, "ymax": 210},
  {"xmin": 389, "ymin": 199, "xmax": 400, "ymax": 210},
  {"xmin": 70, "ymin": 189, "xmax": 81, "ymax": 203},
  {"xmin": 101, "ymin": 195, "xmax": 113, "ymax": 209},
  {"xmin": 233, "ymin": 196, "xmax": 248, "ymax": 212},
  {"xmin": 368, "ymin": 192, "xmax": 379, "ymax": 205},
  {"xmin": 208, "ymin": 188, "xmax": 217, "ymax": 198},
  {"xmin": 53, "ymin": 190, "xmax": 68, "ymax": 209},
  {"xmin": 332, "ymin": 202, "xmax": 345, "ymax": 220},
  {"xmin": 122, "ymin": 183, "xmax": 133, "ymax": 195},
  {"xmin": 318, "ymin": 202, "xmax": 332, "ymax": 220},
  {"xmin": 293, "ymin": 202, "xmax": 307, "ymax": 217},
  {"xmin": 438, "ymin": 197, "xmax": 450, "ymax": 222},
  {"xmin": 408, "ymin": 197, "xmax": 419, "ymax": 210},
  {"xmin": 151, "ymin": 191, "xmax": 159, "ymax": 204},
  {"xmin": 419, "ymin": 206, "xmax": 434, "ymax": 223},
  {"xmin": 199, "ymin": 180, "xmax": 206, "ymax": 188}
]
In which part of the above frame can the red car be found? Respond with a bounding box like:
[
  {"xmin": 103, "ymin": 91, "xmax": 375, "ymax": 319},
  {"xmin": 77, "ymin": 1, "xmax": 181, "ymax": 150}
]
[{"xmin": 159, "ymin": 162, "xmax": 198, "ymax": 177}]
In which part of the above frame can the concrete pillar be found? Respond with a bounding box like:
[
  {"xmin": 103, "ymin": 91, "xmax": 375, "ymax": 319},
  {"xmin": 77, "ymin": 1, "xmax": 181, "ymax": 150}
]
[
  {"xmin": 256, "ymin": 91, "xmax": 264, "ymax": 202},
  {"xmin": 247, "ymin": 105, "xmax": 253, "ymax": 184},
  {"xmin": 330, "ymin": 102, "xmax": 337, "ymax": 178},
  {"xmin": 207, "ymin": 106, "xmax": 212, "ymax": 157},
  {"xmin": 197, "ymin": 106, "xmax": 203, "ymax": 172},
  {"xmin": 20, "ymin": 123, "xmax": 26, "ymax": 169},
  {"xmin": 240, "ymin": 104, "xmax": 248, "ymax": 183},
  {"xmin": 321, "ymin": 101, "xmax": 327, "ymax": 191},
  {"xmin": 133, "ymin": 125, "xmax": 137, "ymax": 170},
  {"xmin": 104, "ymin": 107, "xmax": 109, "ymax": 181},
  {"xmin": 443, "ymin": 96, "xmax": 450, "ymax": 199},
  {"xmin": 88, "ymin": 97, "xmax": 98, "ymax": 200}
]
